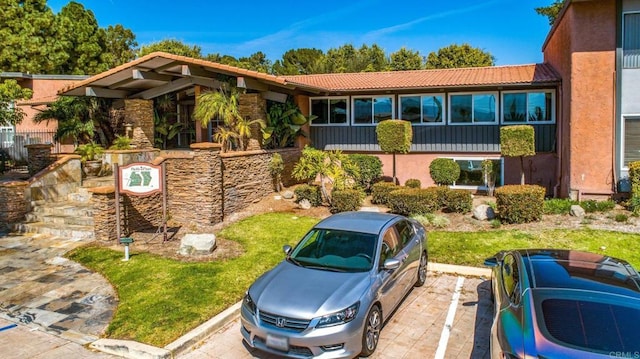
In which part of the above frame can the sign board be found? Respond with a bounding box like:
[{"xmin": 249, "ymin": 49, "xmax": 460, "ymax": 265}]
[{"xmin": 118, "ymin": 162, "xmax": 163, "ymax": 196}]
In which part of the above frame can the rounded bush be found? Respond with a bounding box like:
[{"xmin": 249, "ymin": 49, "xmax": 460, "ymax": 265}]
[
  {"xmin": 294, "ymin": 184, "xmax": 322, "ymax": 206},
  {"xmin": 387, "ymin": 188, "xmax": 439, "ymax": 216},
  {"xmin": 405, "ymin": 178, "xmax": 421, "ymax": 189},
  {"xmin": 371, "ymin": 182, "xmax": 399, "ymax": 205},
  {"xmin": 429, "ymin": 158, "xmax": 460, "ymax": 186},
  {"xmin": 444, "ymin": 189, "xmax": 472, "ymax": 213},
  {"xmin": 495, "ymin": 185, "xmax": 545, "ymax": 224},
  {"xmin": 330, "ymin": 189, "xmax": 363, "ymax": 213},
  {"xmin": 346, "ymin": 154, "xmax": 382, "ymax": 193}
]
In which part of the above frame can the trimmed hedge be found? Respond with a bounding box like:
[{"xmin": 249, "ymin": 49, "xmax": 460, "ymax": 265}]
[
  {"xmin": 405, "ymin": 178, "xmax": 421, "ymax": 188},
  {"xmin": 375, "ymin": 120, "xmax": 412, "ymax": 154},
  {"xmin": 387, "ymin": 188, "xmax": 439, "ymax": 216},
  {"xmin": 330, "ymin": 189, "xmax": 363, "ymax": 213},
  {"xmin": 495, "ymin": 185, "xmax": 545, "ymax": 224},
  {"xmin": 629, "ymin": 161, "xmax": 640, "ymax": 213},
  {"xmin": 371, "ymin": 182, "xmax": 399, "ymax": 205},
  {"xmin": 500, "ymin": 125, "xmax": 535, "ymax": 157},
  {"xmin": 444, "ymin": 189, "xmax": 473, "ymax": 213},
  {"xmin": 429, "ymin": 158, "xmax": 460, "ymax": 186},
  {"xmin": 294, "ymin": 184, "xmax": 322, "ymax": 206},
  {"xmin": 346, "ymin": 154, "xmax": 382, "ymax": 192}
]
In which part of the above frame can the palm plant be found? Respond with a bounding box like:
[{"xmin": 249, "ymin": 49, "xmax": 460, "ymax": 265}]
[{"xmin": 154, "ymin": 94, "xmax": 183, "ymax": 149}]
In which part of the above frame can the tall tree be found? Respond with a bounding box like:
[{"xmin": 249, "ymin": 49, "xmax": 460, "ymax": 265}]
[
  {"xmin": 535, "ymin": 0, "xmax": 565, "ymax": 26},
  {"xmin": 272, "ymin": 48, "xmax": 325, "ymax": 75},
  {"xmin": 324, "ymin": 44, "xmax": 390, "ymax": 73},
  {"xmin": 237, "ymin": 51, "xmax": 272, "ymax": 73},
  {"xmin": 355, "ymin": 44, "xmax": 389, "ymax": 72},
  {"xmin": 101, "ymin": 24, "xmax": 137, "ymax": 69},
  {"xmin": 390, "ymin": 47, "xmax": 423, "ymax": 71},
  {"xmin": 425, "ymin": 43, "xmax": 495, "ymax": 69},
  {"xmin": 138, "ymin": 39, "xmax": 203, "ymax": 58},
  {"xmin": 0, "ymin": 79, "xmax": 33, "ymax": 126}
]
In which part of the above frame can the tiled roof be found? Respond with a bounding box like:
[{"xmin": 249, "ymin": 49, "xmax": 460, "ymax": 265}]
[{"xmin": 281, "ymin": 64, "xmax": 560, "ymax": 92}]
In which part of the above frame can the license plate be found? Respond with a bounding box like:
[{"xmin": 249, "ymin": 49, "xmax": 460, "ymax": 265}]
[{"xmin": 266, "ymin": 333, "xmax": 289, "ymax": 351}]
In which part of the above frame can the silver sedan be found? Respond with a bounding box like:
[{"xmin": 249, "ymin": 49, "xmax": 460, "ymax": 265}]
[{"xmin": 240, "ymin": 211, "xmax": 428, "ymax": 358}]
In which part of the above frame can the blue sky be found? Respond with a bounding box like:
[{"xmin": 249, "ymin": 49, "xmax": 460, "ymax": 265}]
[{"xmin": 48, "ymin": 0, "xmax": 556, "ymax": 66}]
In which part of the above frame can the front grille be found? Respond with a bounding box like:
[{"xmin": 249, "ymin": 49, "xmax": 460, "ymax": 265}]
[
  {"xmin": 259, "ymin": 310, "xmax": 310, "ymax": 332},
  {"xmin": 254, "ymin": 336, "xmax": 314, "ymax": 356}
]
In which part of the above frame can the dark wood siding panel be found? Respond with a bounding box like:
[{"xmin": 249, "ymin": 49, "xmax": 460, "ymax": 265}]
[{"xmin": 310, "ymin": 124, "xmax": 556, "ymax": 153}]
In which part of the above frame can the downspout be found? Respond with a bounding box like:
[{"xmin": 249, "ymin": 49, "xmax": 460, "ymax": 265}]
[{"xmin": 554, "ymin": 83, "xmax": 563, "ymax": 198}]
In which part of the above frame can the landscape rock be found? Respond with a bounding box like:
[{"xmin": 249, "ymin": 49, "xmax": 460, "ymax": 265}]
[
  {"xmin": 299, "ymin": 199, "xmax": 312, "ymax": 210},
  {"xmin": 570, "ymin": 205, "xmax": 586, "ymax": 217},
  {"xmin": 178, "ymin": 233, "xmax": 216, "ymax": 256},
  {"xmin": 282, "ymin": 190, "xmax": 294, "ymax": 200},
  {"xmin": 473, "ymin": 204, "xmax": 496, "ymax": 221}
]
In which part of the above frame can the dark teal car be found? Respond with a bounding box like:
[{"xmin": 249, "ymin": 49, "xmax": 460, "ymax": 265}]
[{"xmin": 485, "ymin": 249, "xmax": 640, "ymax": 359}]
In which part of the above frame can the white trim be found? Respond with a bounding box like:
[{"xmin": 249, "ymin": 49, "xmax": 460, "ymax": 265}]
[
  {"xmin": 501, "ymin": 89, "xmax": 556, "ymax": 124},
  {"xmin": 351, "ymin": 95, "xmax": 395, "ymax": 126},
  {"xmin": 398, "ymin": 93, "xmax": 446, "ymax": 126},
  {"xmin": 447, "ymin": 92, "xmax": 498, "ymax": 125},
  {"xmin": 621, "ymin": 114, "xmax": 640, "ymax": 172},
  {"xmin": 309, "ymin": 96, "xmax": 350, "ymax": 126}
]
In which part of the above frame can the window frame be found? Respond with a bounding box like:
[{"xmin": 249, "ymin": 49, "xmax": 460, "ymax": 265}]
[
  {"xmin": 623, "ymin": 11, "xmax": 640, "ymax": 69},
  {"xmin": 351, "ymin": 95, "xmax": 395, "ymax": 126},
  {"xmin": 501, "ymin": 90, "xmax": 556, "ymax": 124},
  {"xmin": 445, "ymin": 156, "xmax": 504, "ymax": 191},
  {"xmin": 309, "ymin": 96, "xmax": 350, "ymax": 127},
  {"xmin": 398, "ymin": 93, "xmax": 446, "ymax": 126},
  {"xmin": 621, "ymin": 115, "xmax": 640, "ymax": 171},
  {"xmin": 448, "ymin": 91, "xmax": 499, "ymax": 125}
]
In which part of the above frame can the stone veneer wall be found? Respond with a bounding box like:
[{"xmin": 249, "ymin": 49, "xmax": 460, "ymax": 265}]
[
  {"xmin": 26, "ymin": 144, "xmax": 54, "ymax": 176},
  {"xmin": 0, "ymin": 181, "xmax": 28, "ymax": 230},
  {"xmin": 123, "ymin": 99, "xmax": 154, "ymax": 149},
  {"xmin": 238, "ymin": 93, "xmax": 266, "ymax": 151},
  {"xmin": 26, "ymin": 155, "xmax": 82, "ymax": 203}
]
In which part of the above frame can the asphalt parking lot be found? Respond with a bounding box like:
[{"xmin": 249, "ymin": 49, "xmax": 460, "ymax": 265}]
[{"xmin": 180, "ymin": 272, "xmax": 492, "ymax": 359}]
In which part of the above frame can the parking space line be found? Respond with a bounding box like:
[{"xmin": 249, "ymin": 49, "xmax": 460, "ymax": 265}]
[{"xmin": 434, "ymin": 276, "xmax": 465, "ymax": 359}]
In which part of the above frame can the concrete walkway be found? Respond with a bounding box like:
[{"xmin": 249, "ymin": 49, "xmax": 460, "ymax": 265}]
[{"xmin": 0, "ymin": 233, "xmax": 117, "ymax": 357}]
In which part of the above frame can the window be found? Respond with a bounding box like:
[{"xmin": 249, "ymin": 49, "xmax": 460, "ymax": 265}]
[
  {"xmin": 501, "ymin": 254, "xmax": 520, "ymax": 304},
  {"xmin": 502, "ymin": 91, "xmax": 554, "ymax": 123},
  {"xmin": 310, "ymin": 97, "xmax": 348, "ymax": 125},
  {"xmin": 0, "ymin": 126, "xmax": 14, "ymax": 147},
  {"xmin": 394, "ymin": 220, "xmax": 415, "ymax": 247},
  {"xmin": 353, "ymin": 96, "xmax": 393, "ymax": 125},
  {"xmin": 379, "ymin": 227, "xmax": 400, "ymax": 266},
  {"xmin": 624, "ymin": 117, "xmax": 640, "ymax": 167},
  {"xmin": 399, "ymin": 94, "xmax": 444, "ymax": 124},
  {"xmin": 450, "ymin": 158, "xmax": 503, "ymax": 189},
  {"xmin": 624, "ymin": 12, "xmax": 640, "ymax": 68},
  {"xmin": 449, "ymin": 93, "xmax": 497, "ymax": 124}
]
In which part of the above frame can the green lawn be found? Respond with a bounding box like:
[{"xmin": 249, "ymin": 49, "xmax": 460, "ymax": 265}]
[{"xmin": 67, "ymin": 212, "xmax": 640, "ymax": 346}]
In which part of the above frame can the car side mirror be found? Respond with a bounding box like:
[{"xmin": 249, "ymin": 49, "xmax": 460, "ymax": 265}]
[
  {"xmin": 383, "ymin": 258, "xmax": 401, "ymax": 270},
  {"xmin": 484, "ymin": 257, "xmax": 498, "ymax": 267},
  {"xmin": 283, "ymin": 245, "xmax": 292, "ymax": 256}
]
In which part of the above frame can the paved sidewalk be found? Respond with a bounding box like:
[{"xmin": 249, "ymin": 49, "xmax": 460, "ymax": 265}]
[{"xmin": 0, "ymin": 233, "xmax": 117, "ymax": 355}]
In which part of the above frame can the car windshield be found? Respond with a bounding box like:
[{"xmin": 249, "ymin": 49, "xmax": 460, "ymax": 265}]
[{"xmin": 289, "ymin": 229, "xmax": 377, "ymax": 272}]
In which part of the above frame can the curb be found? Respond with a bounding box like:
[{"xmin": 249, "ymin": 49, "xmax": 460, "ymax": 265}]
[{"xmin": 90, "ymin": 263, "xmax": 489, "ymax": 358}]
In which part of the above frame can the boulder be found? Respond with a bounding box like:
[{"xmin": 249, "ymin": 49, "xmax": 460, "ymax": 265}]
[
  {"xmin": 282, "ymin": 190, "xmax": 294, "ymax": 200},
  {"xmin": 473, "ymin": 204, "xmax": 496, "ymax": 221},
  {"xmin": 299, "ymin": 199, "xmax": 312, "ymax": 210},
  {"xmin": 570, "ymin": 205, "xmax": 585, "ymax": 217},
  {"xmin": 178, "ymin": 233, "xmax": 216, "ymax": 256}
]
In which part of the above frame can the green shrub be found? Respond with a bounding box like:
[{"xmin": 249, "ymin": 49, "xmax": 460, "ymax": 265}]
[
  {"xmin": 294, "ymin": 184, "xmax": 322, "ymax": 206},
  {"xmin": 614, "ymin": 213, "xmax": 629, "ymax": 223},
  {"xmin": 495, "ymin": 185, "xmax": 545, "ymax": 224},
  {"xmin": 444, "ymin": 189, "xmax": 473, "ymax": 213},
  {"xmin": 630, "ymin": 161, "xmax": 640, "ymax": 213},
  {"xmin": 346, "ymin": 154, "xmax": 382, "ymax": 192},
  {"xmin": 405, "ymin": 178, "xmax": 421, "ymax": 189},
  {"xmin": 109, "ymin": 135, "xmax": 132, "ymax": 150},
  {"xmin": 430, "ymin": 214, "xmax": 450, "ymax": 228},
  {"xmin": 387, "ymin": 188, "xmax": 439, "ymax": 216},
  {"xmin": 371, "ymin": 182, "xmax": 399, "ymax": 205},
  {"xmin": 375, "ymin": 120, "xmax": 412, "ymax": 154},
  {"xmin": 543, "ymin": 198, "xmax": 577, "ymax": 215},
  {"xmin": 580, "ymin": 199, "xmax": 615, "ymax": 213},
  {"xmin": 490, "ymin": 219, "xmax": 502, "ymax": 229},
  {"xmin": 411, "ymin": 214, "xmax": 450, "ymax": 228},
  {"xmin": 429, "ymin": 158, "xmax": 460, "ymax": 186},
  {"xmin": 330, "ymin": 189, "xmax": 363, "ymax": 213},
  {"xmin": 432, "ymin": 186, "xmax": 450, "ymax": 208}
]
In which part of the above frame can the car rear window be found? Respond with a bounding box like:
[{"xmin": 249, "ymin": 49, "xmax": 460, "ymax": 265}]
[{"xmin": 542, "ymin": 298, "xmax": 640, "ymax": 352}]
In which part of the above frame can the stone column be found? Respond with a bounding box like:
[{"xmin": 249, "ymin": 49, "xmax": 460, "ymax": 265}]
[
  {"xmin": 26, "ymin": 143, "xmax": 53, "ymax": 176},
  {"xmin": 238, "ymin": 93, "xmax": 267, "ymax": 151},
  {"xmin": 124, "ymin": 99, "xmax": 154, "ymax": 149},
  {"xmin": 0, "ymin": 181, "xmax": 28, "ymax": 230}
]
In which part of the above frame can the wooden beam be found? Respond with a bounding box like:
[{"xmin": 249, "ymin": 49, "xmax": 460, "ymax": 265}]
[
  {"xmin": 131, "ymin": 77, "xmax": 224, "ymax": 100},
  {"xmin": 261, "ymin": 91, "xmax": 288, "ymax": 103},
  {"xmin": 132, "ymin": 69, "xmax": 173, "ymax": 82},
  {"xmin": 237, "ymin": 76, "xmax": 268, "ymax": 91},
  {"xmin": 181, "ymin": 65, "xmax": 215, "ymax": 78},
  {"xmin": 85, "ymin": 87, "xmax": 129, "ymax": 98}
]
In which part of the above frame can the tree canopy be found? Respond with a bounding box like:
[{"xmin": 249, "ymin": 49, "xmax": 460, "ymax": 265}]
[
  {"xmin": 137, "ymin": 39, "xmax": 203, "ymax": 59},
  {"xmin": 390, "ymin": 47, "xmax": 423, "ymax": 71},
  {"xmin": 0, "ymin": 79, "xmax": 33, "ymax": 126},
  {"xmin": 535, "ymin": 0, "xmax": 565, "ymax": 26},
  {"xmin": 425, "ymin": 43, "xmax": 495, "ymax": 69}
]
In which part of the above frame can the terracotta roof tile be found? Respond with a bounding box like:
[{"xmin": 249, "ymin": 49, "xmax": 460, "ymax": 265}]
[{"xmin": 281, "ymin": 64, "xmax": 560, "ymax": 92}]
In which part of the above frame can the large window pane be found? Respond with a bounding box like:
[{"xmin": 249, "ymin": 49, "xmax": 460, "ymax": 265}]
[
  {"xmin": 373, "ymin": 97, "xmax": 392, "ymax": 123},
  {"xmin": 450, "ymin": 95, "xmax": 472, "ymax": 123},
  {"xmin": 625, "ymin": 118, "xmax": 640, "ymax": 166},
  {"xmin": 401, "ymin": 96, "xmax": 421, "ymax": 123},
  {"xmin": 423, "ymin": 96, "xmax": 443, "ymax": 123},
  {"xmin": 354, "ymin": 98, "xmax": 373, "ymax": 124},
  {"xmin": 330, "ymin": 99, "xmax": 347, "ymax": 124},
  {"xmin": 624, "ymin": 13, "xmax": 640, "ymax": 68},
  {"xmin": 528, "ymin": 92, "xmax": 552, "ymax": 122},
  {"xmin": 311, "ymin": 99, "xmax": 328, "ymax": 124},
  {"xmin": 474, "ymin": 94, "xmax": 496, "ymax": 122},
  {"xmin": 503, "ymin": 93, "xmax": 527, "ymax": 122},
  {"xmin": 454, "ymin": 159, "xmax": 503, "ymax": 187}
]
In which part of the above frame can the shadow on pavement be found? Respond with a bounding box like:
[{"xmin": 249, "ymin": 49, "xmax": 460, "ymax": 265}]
[{"xmin": 469, "ymin": 280, "xmax": 493, "ymax": 359}]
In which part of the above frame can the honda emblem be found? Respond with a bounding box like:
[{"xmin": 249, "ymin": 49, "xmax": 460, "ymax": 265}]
[{"xmin": 276, "ymin": 317, "xmax": 286, "ymax": 328}]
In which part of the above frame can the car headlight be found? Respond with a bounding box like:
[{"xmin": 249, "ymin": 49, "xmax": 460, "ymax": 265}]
[
  {"xmin": 243, "ymin": 292, "xmax": 256, "ymax": 315},
  {"xmin": 316, "ymin": 302, "xmax": 359, "ymax": 328}
]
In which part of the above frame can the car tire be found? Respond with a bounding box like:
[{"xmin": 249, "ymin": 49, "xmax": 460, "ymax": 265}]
[
  {"xmin": 360, "ymin": 305, "xmax": 381, "ymax": 357},
  {"xmin": 415, "ymin": 251, "xmax": 428, "ymax": 287}
]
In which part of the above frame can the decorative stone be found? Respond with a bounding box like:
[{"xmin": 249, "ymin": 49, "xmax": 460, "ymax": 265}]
[
  {"xmin": 473, "ymin": 204, "xmax": 496, "ymax": 221},
  {"xmin": 299, "ymin": 199, "xmax": 312, "ymax": 210},
  {"xmin": 282, "ymin": 190, "xmax": 294, "ymax": 200},
  {"xmin": 178, "ymin": 233, "xmax": 216, "ymax": 256},
  {"xmin": 570, "ymin": 205, "xmax": 585, "ymax": 217}
]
